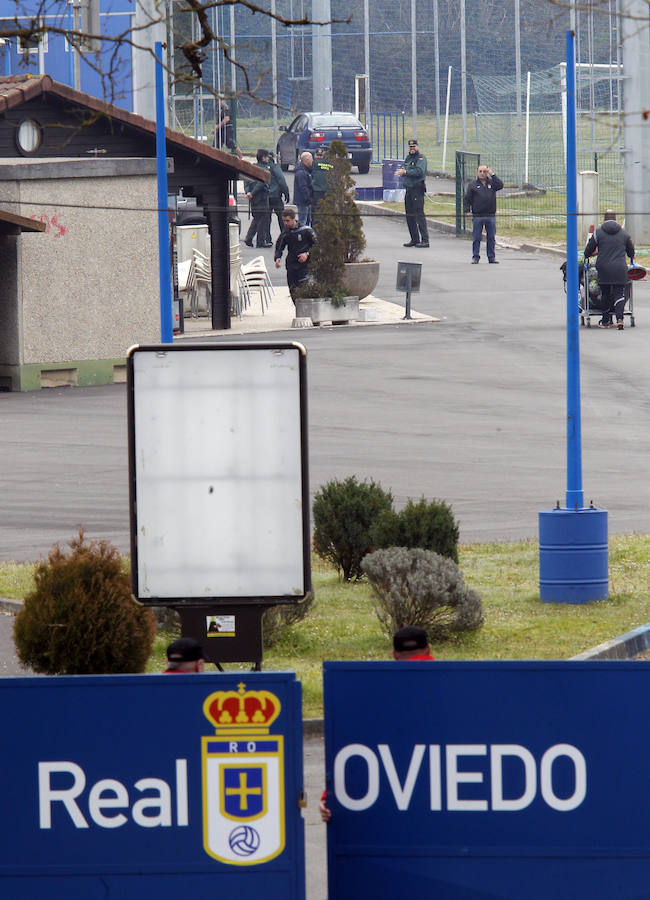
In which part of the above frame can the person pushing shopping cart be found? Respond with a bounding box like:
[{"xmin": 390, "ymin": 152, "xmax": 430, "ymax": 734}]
[{"xmin": 583, "ymin": 209, "xmax": 639, "ymax": 330}]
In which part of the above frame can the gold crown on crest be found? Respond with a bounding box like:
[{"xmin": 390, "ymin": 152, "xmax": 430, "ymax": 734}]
[{"xmin": 203, "ymin": 682, "xmax": 282, "ymax": 735}]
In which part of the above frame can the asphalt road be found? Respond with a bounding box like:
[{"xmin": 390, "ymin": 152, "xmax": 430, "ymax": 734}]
[{"xmin": 1, "ymin": 211, "xmax": 648, "ymax": 563}]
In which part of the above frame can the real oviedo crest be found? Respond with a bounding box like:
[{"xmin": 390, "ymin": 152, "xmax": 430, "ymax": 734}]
[{"xmin": 202, "ymin": 683, "xmax": 285, "ymax": 865}]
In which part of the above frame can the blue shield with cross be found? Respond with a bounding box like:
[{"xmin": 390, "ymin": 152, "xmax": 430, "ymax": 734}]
[{"xmin": 202, "ymin": 734, "xmax": 285, "ymax": 865}]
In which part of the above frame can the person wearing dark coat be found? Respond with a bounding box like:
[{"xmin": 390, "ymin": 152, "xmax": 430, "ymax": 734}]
[
  {"xmin": 274, "ymin": 205, "xmax": 316, "ymax": 298},
  {"xmin": 293, "ymin": 152, "xmax": 314, "ymax": 225},
  {"xmin": 584, "ymin": 210, "xmax": 635, "ymax": 329},
  {"xmin": 463, "ymin": 164, "xmax": 504, "ymax": 263},
  {"xmin": 243, "ymin": 149, "xmax": 272, "ymax": 248},
  {"xmin": 263, "ymin": 151, "xmax": 290, "ymax": 242}
]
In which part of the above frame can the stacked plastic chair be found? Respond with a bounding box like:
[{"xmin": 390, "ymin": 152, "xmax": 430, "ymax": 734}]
[{"xmin": 238, "ymin": 255, "xmax": 275, "ymax": 314}]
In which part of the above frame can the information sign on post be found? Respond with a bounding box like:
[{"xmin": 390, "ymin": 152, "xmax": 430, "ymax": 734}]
[
  {"xmin": 324, "ymin": 660, "xmax": 650, "ymax": 899},
  {"xmin": 395, "ymin": 261, "xmax": 421, "ymax": 320},
  {"xmin": 127, "ymin": 343, "xmax": 311, "ymax": 665},
  {"xmin": 0, "ymin": 672, "xmax": 305, "ymax": 899}
]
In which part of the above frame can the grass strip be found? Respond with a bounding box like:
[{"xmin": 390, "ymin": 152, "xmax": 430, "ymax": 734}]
[{"xmin": 6, "ymin": 538, "xmax": 644, "ymax": 719}]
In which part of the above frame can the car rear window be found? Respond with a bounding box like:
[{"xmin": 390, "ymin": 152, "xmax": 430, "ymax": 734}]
[{"xmin": 312, "ymin": 115, "xmax": 362, "ymax": 129}]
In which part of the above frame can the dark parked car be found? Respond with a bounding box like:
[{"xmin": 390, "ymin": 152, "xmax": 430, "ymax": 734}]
[{"xmin": 276, "ymin": 111, "xmax": 372, "ymax": 174}]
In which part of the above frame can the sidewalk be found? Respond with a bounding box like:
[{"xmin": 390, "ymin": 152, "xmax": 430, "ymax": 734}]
[{"xmin": 178, "ymin": 286, "xmax": 437, "ymax": 339}]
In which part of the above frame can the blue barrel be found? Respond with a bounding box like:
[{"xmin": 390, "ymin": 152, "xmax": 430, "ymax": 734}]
[
  {"xmin": 382, "ymin": 159, "xmax": 404, "ymax": 190},
  {"xmin": 538, "ymin": 507, "xmax": 608, "ymax": 604}
]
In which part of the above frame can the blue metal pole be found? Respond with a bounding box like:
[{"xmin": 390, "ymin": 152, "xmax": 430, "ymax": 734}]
[
  {"xmin": 68, "ymin": 7, "xmax": 74, "ymax": 86},
  {"xmin": 565, "ymin": 28, "xmax": 583, "ymax": 510},
  {"xmin": 155, "ymin": 41, "xmax": 174, "ymax": 343}
]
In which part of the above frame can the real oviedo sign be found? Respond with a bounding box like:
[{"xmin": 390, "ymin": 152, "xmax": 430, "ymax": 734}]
[
  {"xmin": 323, "ymin": 661, "xmax": 650, "ymax": 900},
  {"xmin": 0, "ymin": 673, "xmax": 305, "ymax": 900}
]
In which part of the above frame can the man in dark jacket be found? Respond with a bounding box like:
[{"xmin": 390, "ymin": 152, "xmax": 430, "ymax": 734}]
[
  {"xmin": 396, "ymin": 139, "xmax": 429, "ymax": 248},
  {"xmin": 274, "ymin": 205, "xmax": 316, "ymax": 298},
  {"xmin": 464, "ymin": 164, "xmax": 504, "ymax": 264},
  {"xmin": 264, "ymin": 151, "xmax": 290, "ymax": 241},
  {"xmin": 243, "ymin": 149, "xmax": 272, "ymax": 248},
  {"xmin": 293, "ymin": 152, "xmax": 314, "ymax": 225},
  {"xmin": 584, "ymin": 210, "xmax": 635, "ymax": 329}
]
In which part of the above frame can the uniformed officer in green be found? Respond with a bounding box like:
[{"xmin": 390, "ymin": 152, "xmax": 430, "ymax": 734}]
[
  {"xmin": 311, "ymin": 147, "xmax": 333, "ymax": 219},
  {"xmin": 397, "ymin": 139, "xmax": 429, "ymax": 248},
  {"xmin": 244, "ymin": 149, "xmax": 272, "ymax": 247}
]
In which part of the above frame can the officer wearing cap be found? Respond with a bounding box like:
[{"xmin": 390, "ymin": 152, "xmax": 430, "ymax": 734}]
[
  {"xmin": 163, "ymin": 637, "xmax": 205, "ymax": 673},
  {"xmin": 396, "ymin": 139, "xmax": 429, "ymax": 248}
]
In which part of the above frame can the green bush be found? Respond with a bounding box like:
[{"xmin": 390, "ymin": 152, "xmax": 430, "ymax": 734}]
[
  {"xmin": 294, "ymin": 139, "xmax": 367, "ymax": 304},
  {"xmin": 371, "ymin": 496, "xmax": 459, "ymax": 563},
  {"xmin": 361, "ymin": 547, "xmax": 484, "ymax": 640},
  {"xmin": 313, "ymin": 476, "xmax": 393, "ymax": 581},
  {"xmin": 14, "ymin": 531, "xmax": 156, "ymax": 674},
  {"xmin": 262, "ymin": 594, "xmax": 314, "ymax": 648}
]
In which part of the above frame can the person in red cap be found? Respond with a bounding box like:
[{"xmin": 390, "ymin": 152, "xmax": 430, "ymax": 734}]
[
  {"xmin": 163, "ymin": 637, "xmax": 205, "ymax": 673},
  {"xmin": 391, "ymin": 625, "xmax": 435, "ymax": 660},
  {"xmin": 319, "ymin": 626, "xmax": 434, "ymax": 822}
]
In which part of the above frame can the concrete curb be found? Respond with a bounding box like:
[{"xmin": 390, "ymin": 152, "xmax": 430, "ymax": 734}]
[
  {"xmin": 0, "ymin": 598, "xmax": 23, "ymax": 614},
  {"xmin": 570, "ymin": 623, "xmax": 650, "ymax": 660},
  {"xmin": 355, "ymin": 200, "xmax": 567, "ymax": 256}
]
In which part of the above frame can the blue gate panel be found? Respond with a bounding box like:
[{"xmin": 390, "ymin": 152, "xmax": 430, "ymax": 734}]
[
  {"xmin": 0, "ymin": 673, "xmax": 304, "ymax": 900},
  {"xmin": 323, "ymin": 660, "xmax": 650, "ymax": 900}
]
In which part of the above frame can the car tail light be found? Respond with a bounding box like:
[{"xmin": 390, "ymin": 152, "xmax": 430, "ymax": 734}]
[
  {"xmin": 353, "ymin": 131, "xmax": 368, "ymax": 141},
  {"xmin": 309, "ymin": 131, "xmax": 326, "ymax": 142}
]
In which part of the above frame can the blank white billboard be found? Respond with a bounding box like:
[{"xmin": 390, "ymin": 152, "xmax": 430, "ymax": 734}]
[{"xmin": 127, "ymin": 343, "xmax": 309, "ymax": 602}]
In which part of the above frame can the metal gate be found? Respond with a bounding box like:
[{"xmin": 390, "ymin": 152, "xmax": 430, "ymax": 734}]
[{"xmin": 455, "ymin": 150, "xmax": 480, "ymax": 235}]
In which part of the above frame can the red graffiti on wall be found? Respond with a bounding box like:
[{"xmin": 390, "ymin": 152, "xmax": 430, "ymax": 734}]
[{"xmin": 30, "ymin": 213, "xmax": 68, "ymax": 238}]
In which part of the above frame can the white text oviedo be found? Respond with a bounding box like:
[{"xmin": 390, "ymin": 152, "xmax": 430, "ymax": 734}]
[{"xmin": 333, "ymin": 743, "xmax": 587, "ymax": 813}]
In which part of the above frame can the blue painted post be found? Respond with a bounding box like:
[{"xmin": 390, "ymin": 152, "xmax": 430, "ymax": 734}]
[
  {"xmin": 155, "ymin": 42, "xmax": 173, "ymax": 343},
  {"xmin": 538, "ymin": 28, "xmax": 608, "ymax": 604},
  {"xmin": 565, "ymin": 28, "xmax": 583, "ymax": 511},
  {"xmin": 68, "ymin": 6, "xmax": 74, "ymax": 86}
]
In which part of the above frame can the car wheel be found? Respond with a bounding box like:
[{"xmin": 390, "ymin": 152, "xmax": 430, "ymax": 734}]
[{"xmin": 357, "ymin": 162, "xmax": 370, "ymax": 175}]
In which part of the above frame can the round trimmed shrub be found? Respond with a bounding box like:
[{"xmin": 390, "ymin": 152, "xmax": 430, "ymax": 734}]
[
  {"xmin": 361, "ymin": 546, "xmax": 483, "ymax": 641},
  {"xmin": 14, "ymin": 531, "xmax": 156, "ymax": 674},
  {"xmin": 312, "ymin": 476, "xmax": 393, "ymax": 581},
  {"xmin": 371, "ymin": 496, "xmax": 459, "ymax": 563}
]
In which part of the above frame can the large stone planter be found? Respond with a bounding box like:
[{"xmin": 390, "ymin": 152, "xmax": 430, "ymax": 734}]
[
  {"xmin": 341, "ymin": 260, "xmax": 380, "ymax": 301},
  {"xmin": 295, "ymin": 296, "xmax": 360, "ymax": 325}
]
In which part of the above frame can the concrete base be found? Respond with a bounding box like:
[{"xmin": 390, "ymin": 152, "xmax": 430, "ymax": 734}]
[{"xmin": 0, "ymin": 358, "xmax": 126, "ymax": 392}]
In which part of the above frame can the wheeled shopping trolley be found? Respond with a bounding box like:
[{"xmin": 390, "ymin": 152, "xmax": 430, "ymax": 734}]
[{"xmin": 562, "ymin": 259, "xmax": 644, "ymax": 328}]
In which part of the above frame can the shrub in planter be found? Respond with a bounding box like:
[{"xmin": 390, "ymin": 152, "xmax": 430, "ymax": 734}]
[
  {"xmin": 313, "ymin": 476, "xmax": 393, "ymax": 582},
  {"xmin": 294, "ymin": 139, "xmax": 368, "ymax": 306},
  {"xmin": 371, "ymin": 496, "xmax": 459, "ymax": 563},
  {"xmin": 361, "ymin": 547, "xmax": 484, "ymax": 640},
  {"xmin": 14, "ymin": 531, "xmax": 156, "ymax": 674}
]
